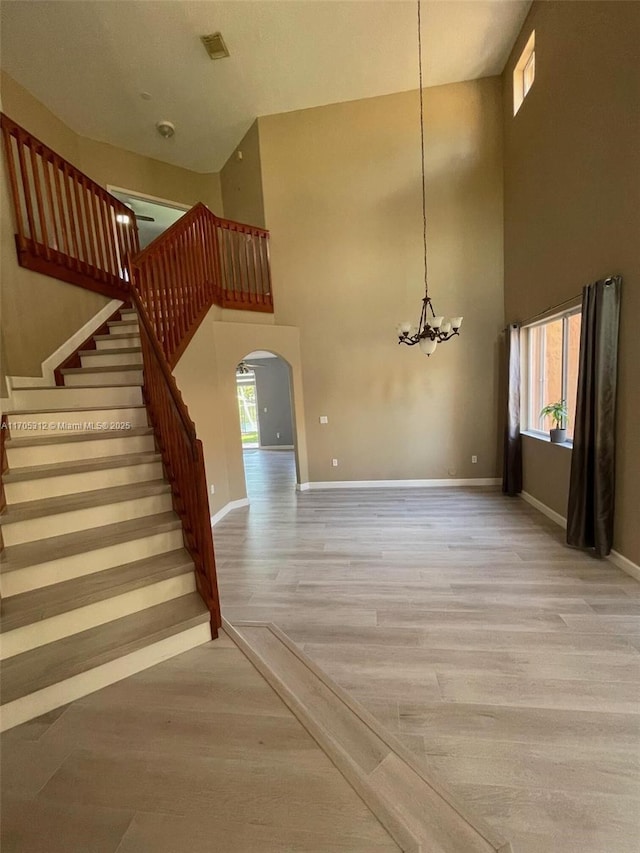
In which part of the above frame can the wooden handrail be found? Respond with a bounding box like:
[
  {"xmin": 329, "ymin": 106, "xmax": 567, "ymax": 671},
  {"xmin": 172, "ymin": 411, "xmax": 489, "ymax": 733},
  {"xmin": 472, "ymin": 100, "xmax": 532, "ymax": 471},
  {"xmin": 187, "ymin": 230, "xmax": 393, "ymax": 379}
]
[
  {"xmin": 130, "ymin": 288, "xmax": 220, "ymax": 626},
  {"xmin": 130, "ymin": 202, "xmax": 273, "ymax": 367},
  {"xmin": 1, "ymin": 113, "xmax": 138, "ymax": 299}
]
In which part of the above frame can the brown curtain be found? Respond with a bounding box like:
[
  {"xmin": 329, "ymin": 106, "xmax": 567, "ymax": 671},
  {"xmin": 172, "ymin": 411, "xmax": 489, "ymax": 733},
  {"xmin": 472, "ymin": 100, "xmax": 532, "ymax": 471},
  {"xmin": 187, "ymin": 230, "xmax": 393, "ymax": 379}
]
[
  {"xmin": 502, "ymin": 323, "xmax": 522, "ymax": 496},
  {"xmin": 567, "ymin": 276, "xmax": 621, "ymax": 557}
]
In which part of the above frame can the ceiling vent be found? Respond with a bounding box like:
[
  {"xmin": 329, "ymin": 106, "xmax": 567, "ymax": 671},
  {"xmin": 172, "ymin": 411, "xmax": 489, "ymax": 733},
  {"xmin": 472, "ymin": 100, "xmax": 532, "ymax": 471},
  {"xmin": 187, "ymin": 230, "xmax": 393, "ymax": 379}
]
[{"xmin": 200, "ymin": 32, "xmax": 230, "ymax": 60}]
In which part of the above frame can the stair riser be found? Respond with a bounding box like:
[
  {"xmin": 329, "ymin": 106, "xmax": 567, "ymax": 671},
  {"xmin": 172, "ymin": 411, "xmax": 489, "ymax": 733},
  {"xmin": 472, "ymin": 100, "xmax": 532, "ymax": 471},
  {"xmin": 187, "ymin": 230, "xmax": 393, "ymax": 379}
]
[
  {"xmin": 3, "ymin": 492, "xmax": 174, "ymax": 546},
  {"xmin": 5, "ymin": 461, "xmax": 164, "ymax": 503},
  {"xmin": 81, "ymin": 352, "xmax": 143, "ymax": 368},
  {"xmin": 108, "ymin": 322, "xmax": 139, "ymax": 334},
  {"xmin": 0, "ymin": 622, "xmax": 211, "ymax": 732},
  {"xmin": 1, "ymin": 528, "xmax": 184, "ymax": 596},
  {"xmin": 95, "ymin": 336, "xmax": 140, "ymax": 350},
  {"xmin": 0, "ymin": 573, "xmax": 196, "ymax": 660},
  {"xmin": 11, "ymin": 385, "xmax": 143, "ymax": 409},
  {"xmin": 6, "ymin": 432, "xmax": 155, "ymax": 468},
  {"xmin": 63, "ymin": 369, "xmax": 143, "ymax": 387}
]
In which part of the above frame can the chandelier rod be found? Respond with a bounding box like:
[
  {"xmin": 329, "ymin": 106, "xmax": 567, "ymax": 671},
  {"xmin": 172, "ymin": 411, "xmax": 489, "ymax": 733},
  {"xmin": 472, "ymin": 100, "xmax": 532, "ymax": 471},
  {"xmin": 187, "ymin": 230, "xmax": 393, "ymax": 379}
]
[{"xmin": 417, "ymin": 0, "xmax": 428, "ymax": 300}]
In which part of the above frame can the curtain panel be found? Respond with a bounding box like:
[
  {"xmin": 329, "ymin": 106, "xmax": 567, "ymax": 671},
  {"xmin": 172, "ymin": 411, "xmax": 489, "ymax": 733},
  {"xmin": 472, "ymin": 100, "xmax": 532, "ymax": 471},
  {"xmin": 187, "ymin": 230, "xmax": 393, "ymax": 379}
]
[
  {"xmin": 567, "ymin": 276, "xmax": 622, "ymax": 557},
  {"xmin": 502, "ymin": 323, "xmax": 523, "ymax": 497}
]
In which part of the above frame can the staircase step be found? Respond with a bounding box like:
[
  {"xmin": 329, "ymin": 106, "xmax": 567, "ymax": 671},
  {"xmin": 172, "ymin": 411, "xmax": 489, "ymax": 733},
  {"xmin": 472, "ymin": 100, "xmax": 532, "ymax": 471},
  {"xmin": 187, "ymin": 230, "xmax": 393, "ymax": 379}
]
[
  {"xmin": 80, "ymin": 348, "xmax": 142, "ymax": 368},
  {"xmin": 9, "ymin": 384, "xmax": 143, "ymax": 410},
  {"xmin": 0, "ymin": 480, "xmax": 173, "ymax": 546},
  {"xmin": 107, "ymin": 320, "xmax": 139, "ymax": 332},
  {"xmin": 227, "ymin": 621, "xmax": 513, "ymax": 853},
  {"xmin": 5, "ymin": 426, "xmax": 154, "ymax": 467},
  {"xmin": 1, "ymin": 549, "xmax": 194, "ymax": 633},
  {"xmin": 0, "ymin": 593, "xmax": 210, "ymax": 731},
  {"xmin": 0, "ymin": 512, "xmax": 184, "ymax": 596},
  {"xmin": 3, "ymin": 451, "xmax": 163, "ymax": 502},
  {"xmin": 94, "ymin": 333, "xmax": 140, "ymax": 350},
  {"xmin": 0, "ymin": 550, "xmax": 196, "ymax": 659},
  {"xmin": 5, "ymin": 407, "xmax": 148, "ymax": 438},
  {"xmin": 61, "ymin": 365, "xmax": 143, "ymax": 387}
]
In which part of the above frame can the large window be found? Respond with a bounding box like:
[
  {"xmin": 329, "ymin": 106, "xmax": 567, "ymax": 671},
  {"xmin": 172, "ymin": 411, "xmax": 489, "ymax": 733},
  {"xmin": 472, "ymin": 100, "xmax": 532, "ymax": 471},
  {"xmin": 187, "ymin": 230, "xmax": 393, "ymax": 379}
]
[{"xmin": 523, "ymin": 309, "xmax": 582, "ymax": 440}]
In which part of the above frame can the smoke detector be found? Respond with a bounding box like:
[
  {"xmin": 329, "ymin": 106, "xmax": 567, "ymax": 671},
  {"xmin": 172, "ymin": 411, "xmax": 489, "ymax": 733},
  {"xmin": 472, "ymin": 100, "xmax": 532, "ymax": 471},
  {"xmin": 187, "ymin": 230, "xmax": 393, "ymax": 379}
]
[
  {"xmin": 156, "ymin": 120, "xmax": 175, "ymax": 139},
  {"xmin": 200, "ymin": 32, "xmax": 230, "ymax": 60}
]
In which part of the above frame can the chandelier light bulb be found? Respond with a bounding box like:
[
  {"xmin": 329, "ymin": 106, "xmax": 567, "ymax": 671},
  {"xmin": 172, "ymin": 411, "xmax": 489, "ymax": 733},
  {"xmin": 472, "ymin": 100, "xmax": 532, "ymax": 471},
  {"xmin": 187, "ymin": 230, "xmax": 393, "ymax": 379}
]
[{"xmin": 419, "ymin": 337, "xmax": 438, "ymax": 356}]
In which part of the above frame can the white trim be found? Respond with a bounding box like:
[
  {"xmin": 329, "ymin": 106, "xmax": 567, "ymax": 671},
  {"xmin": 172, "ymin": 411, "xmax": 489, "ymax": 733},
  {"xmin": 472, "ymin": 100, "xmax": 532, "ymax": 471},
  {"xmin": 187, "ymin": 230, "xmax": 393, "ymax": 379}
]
[
  {"xmin": 3, "ymin": 299, "xmax": 123, "ymax": 408},
  {"xmin": 302, "ymin": 478, "xmax": 501, "ymax": 490},
  {"xmin": 210, "ymin": 497, "xmax": 250, "ymax": 526},
  {"xmin": 520, "ymin": 490, "xmax": 567, "ymax": 529},
  {"xmin": 608, "ymin": 550, "xmax": 640, "ymax": 583},
  {"xmin": 107, "ymin": 185, "xmax": 191, "ymax": 212},
  {"xmin": 520, "ymin": 492, "xmax": 640, "ymax": 582}
]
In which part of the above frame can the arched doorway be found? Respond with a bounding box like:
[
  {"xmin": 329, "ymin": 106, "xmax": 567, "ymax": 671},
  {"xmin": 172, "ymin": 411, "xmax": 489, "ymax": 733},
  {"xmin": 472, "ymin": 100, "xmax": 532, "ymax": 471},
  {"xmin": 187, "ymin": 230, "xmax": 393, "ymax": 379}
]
[{"xmin": 235, "ymin": 351, "xmax": 296, "ymax": 499}]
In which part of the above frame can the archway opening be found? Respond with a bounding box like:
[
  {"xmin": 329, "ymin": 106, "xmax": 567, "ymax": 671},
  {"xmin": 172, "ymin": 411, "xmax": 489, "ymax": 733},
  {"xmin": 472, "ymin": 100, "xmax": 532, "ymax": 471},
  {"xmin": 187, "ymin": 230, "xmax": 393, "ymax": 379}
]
[{"xmin": 235, "ymin": 351, "xmax": 297, "ymax": 499}]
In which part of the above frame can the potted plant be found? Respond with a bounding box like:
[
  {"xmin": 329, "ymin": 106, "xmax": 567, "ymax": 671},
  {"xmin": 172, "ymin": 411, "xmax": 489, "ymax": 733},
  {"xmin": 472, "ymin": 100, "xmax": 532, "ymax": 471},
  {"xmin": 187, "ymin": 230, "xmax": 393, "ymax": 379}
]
[{"xmin": 540, "ymin": 400, "xmax": 568, "ymax": 443}]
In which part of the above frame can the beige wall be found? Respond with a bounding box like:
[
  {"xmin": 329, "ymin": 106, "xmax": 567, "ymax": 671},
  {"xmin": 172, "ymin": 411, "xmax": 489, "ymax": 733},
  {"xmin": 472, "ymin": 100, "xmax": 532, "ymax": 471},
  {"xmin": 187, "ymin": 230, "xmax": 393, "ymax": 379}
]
[
  {"xmin": 258, "ymin": 78, "xmax": 504, "ymax": 483},
  {"xmin": 175, "ymin": 312, "xmax": 309, "ymax": 516},
  {"xmin": 220, "ymin": 121, "xmax": 265, "ymax": 228},
  {"xmin": 0, "ymin": 72, "xmax": 222, "ymax": 384},
  {"xmin": 503, "ymin": 1, "xmax": 640, "ymax": 564}
]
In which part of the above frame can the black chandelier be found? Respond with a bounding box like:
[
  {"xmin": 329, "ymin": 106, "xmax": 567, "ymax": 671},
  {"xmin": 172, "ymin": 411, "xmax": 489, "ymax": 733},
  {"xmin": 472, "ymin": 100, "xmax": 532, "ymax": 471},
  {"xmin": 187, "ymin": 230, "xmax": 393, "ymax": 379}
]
[{"xmin": 396, "ymin": 0, "xmax": 463, "ymax": 357}]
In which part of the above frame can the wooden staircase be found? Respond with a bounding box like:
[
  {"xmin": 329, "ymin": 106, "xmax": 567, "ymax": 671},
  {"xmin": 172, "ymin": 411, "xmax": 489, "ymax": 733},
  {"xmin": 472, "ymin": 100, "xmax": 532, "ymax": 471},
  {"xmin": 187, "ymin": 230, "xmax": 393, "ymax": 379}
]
[{"xmin": 0, "ymin": 307, "xmax": 211, "ymax": 731}]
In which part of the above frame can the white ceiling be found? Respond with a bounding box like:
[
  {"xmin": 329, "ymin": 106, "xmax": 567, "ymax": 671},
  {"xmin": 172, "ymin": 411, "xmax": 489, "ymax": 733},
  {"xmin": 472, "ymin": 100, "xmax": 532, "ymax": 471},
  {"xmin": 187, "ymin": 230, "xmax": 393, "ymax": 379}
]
[{"xmin": 1, "ymin": 0, "xmax": 530, "ymax": 173}]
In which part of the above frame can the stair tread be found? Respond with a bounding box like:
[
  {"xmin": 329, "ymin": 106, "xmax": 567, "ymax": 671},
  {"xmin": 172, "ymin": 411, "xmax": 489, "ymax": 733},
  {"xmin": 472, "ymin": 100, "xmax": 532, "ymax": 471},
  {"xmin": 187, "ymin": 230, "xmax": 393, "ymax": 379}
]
[
  {"xmin": 0, "ymin": 593, "xmax": 209, "ymax": 704},
  {"xmin": 93, "ymin": 333, "xmax": 140, "ymax": 341},
  {"xmin": 5, "ymin": 426, "xmax": 152, "ymax": 448},
  {"xmin": 60, "ymin": 365, "xmax": 142, "ymax": 375},
  {"xmin": 0, "ymin": 479, "xmax": 170, "ymax": 525},
  {"xmin": 0, "ymin": 511, "xmax": 181, "ymax": 572},
  {"xmin": 108, "ymin": 320, "xmax": 139, "ymax": 327},
  {"xmin": 79, "ymin": 347, "xmax": 142, "ymax": 356},
  {"xmin": 3, "ymin": 451, "xmax": 161, "ymax": 482},
  {"xmin": 1, "ymin": 549, "xmax": 194, "ymax": 632}
]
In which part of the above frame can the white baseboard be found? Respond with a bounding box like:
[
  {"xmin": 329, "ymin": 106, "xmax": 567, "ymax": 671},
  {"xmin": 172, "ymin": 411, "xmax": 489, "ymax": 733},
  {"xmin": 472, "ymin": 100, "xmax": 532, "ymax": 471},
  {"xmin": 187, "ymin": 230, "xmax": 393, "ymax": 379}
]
[
  {"xmin": 520, "ymin": 491, "xmax": 640, "ymax": 582},
  {"xmin": 520, "ymin": 490, "xmax": 567, "ymax": 529},
  {"xmin": 259, "ymin": 445, "xmax": 294, "ymax": 451},
  {"xmin": 299, "ymin": 478, "xmax": 501, "ymax": 490},
  {"xmin": 3, "ymin": 299, "xmax": 123, "ymax": 411},
  {"xmin": 210, "ymin": 498, "xmax": 250, "ymax": 526},
  {"xmin": 608, "ymin": 549, "xmax": 640, "ymax": 582}
]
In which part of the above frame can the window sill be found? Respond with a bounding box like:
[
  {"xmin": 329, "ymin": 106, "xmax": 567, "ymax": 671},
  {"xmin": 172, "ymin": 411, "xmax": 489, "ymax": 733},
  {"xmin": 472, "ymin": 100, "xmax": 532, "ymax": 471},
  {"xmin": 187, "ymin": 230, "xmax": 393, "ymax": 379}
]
[{"xmin": 521, "ymin": 430, "xmax": 573, "ymax": 449}]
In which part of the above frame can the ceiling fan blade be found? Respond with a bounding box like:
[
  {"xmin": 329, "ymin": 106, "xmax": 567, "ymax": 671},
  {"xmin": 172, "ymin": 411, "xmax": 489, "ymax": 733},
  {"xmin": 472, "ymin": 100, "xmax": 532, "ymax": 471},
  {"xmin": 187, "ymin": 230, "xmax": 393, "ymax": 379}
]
[{"xmin": 135, "ymin": 214, "xmax": 155, "ymax": 222}]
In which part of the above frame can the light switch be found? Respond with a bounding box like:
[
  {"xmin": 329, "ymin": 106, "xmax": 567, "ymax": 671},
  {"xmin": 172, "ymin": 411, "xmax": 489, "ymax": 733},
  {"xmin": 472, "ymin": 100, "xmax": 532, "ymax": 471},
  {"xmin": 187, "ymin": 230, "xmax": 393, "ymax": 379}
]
[{"xmin": 319, "ymin": 416, "xmax": 328, "ymax": 424}]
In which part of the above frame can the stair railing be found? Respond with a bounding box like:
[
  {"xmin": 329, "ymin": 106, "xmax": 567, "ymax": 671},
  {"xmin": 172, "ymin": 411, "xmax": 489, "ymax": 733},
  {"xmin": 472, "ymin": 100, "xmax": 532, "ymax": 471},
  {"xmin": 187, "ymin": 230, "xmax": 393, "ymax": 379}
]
[
  {"xmin": 1, "ymin": 114, "xmax": 138, "ymax": 299},
  {"xmin": 129, "ymin": 202, "xmax": 272, "ymax": 367},
  {"xmin": 130, "ymin": 288, "xmax": 221, "ymax": 626}
]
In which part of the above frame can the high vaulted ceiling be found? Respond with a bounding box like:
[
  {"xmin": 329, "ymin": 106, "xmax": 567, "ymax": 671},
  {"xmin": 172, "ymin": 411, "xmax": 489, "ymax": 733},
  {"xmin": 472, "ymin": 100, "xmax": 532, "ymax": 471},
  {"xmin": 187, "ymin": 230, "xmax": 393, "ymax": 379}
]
[{"xmin": 1, "ymin": 0, "xmax": 530, "ymax": 173}]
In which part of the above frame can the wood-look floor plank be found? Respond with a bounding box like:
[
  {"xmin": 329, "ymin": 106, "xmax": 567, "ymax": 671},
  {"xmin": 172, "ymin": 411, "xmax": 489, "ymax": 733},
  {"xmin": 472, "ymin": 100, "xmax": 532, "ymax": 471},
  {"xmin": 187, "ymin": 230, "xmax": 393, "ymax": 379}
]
[{"xmin": 213, "ymin": 449, "xmax": 640, "ymax": 853}]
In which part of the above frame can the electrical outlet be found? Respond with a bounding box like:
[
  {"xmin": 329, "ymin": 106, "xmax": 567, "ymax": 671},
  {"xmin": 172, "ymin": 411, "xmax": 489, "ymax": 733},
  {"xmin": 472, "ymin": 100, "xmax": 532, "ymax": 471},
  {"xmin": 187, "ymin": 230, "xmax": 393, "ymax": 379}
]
[
  {"xmin": 471, "ymin": 455, "xmax": 478, "ymax": 464},
  {"xmin": 276, "ymin": 432, "xmax": 280, "ymax": 439},
  {"xmin": 320, "ymin": 416, "xmax": 328, "ymax": 424},
  {"xmin": 263, "ymin": 407, "xmax": 268, "ymax": 413},
  {"xmin": 210, "ymin": 484, "xmax": 215, "ymax": 494},
  {"xmin": 332, "ymin": 458, "xmax": 338, "ymax": 467}
]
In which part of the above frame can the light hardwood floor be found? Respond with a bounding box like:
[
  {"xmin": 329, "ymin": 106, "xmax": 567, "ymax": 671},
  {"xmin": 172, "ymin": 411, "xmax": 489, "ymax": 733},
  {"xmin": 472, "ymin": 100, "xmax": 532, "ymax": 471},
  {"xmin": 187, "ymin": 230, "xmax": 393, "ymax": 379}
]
[
  {"xmin": 215, "ymin": 449, "xmax": 640, "ymax": 853},
  {"xmin": 0, "ymin": 632, "xmax": 400, "ymax": 852}
]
